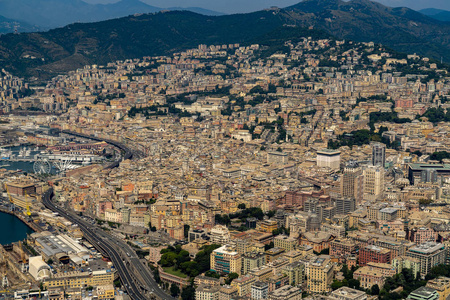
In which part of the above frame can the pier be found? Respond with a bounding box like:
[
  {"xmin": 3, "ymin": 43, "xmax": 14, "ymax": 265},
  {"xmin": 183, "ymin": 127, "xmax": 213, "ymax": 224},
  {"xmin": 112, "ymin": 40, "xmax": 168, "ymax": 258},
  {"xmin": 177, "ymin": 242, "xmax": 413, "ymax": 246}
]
[{"xmin": 1, "ymin": 158, "xmax": 35, "ymax": 162}]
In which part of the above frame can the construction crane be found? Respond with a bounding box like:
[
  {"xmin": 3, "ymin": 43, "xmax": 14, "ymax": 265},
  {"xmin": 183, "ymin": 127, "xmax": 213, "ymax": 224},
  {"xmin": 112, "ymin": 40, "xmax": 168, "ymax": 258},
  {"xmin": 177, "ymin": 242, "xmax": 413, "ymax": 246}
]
[
  {"xmin": 24, "ymin": 192, "xmax": 31, "ymax": 216},
  {"xmin": 18, "ymin": 241, "xmax": 27, "ymax": 273},
  {"xmin": 5, "ymin": 184, "xmax": 13, "ymax": 212},
  {"xmin": 1, "ymin": 271, "xmax": 7, "ymax": 289}
]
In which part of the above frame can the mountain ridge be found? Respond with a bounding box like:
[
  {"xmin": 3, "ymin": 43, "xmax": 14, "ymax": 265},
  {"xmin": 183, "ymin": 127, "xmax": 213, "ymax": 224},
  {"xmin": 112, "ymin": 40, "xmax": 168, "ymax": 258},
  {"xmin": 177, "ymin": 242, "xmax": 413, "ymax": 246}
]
[
  {"xmin": 3, "ymin": 0, "xmax": 450, "ymax": 81},
  {"xmin": 285, "ymin": 0, "xmax": 450, "ymax": 60},
  {"xmin": 166, "ymin": 7, "xmax": 225, "ymax": 16},
  {"xmin": 420, "ymin": 8, "xmax": 450, "ymax": 22},
  {"xmin": 0, "ymin": 15, "xmax": 40, "ymax": 33}
]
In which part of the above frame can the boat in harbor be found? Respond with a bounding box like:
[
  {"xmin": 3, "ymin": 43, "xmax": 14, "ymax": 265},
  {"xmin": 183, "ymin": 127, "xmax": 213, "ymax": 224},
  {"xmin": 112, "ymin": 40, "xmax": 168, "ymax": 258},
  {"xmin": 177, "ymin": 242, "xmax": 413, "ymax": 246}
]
[
  {"xmin": 0, "ymin": 149, "xmax": 11, "ymax": 159},
  {"xmin": 18, "ymin": 147, "xmax": 25, "ymax": 157}
]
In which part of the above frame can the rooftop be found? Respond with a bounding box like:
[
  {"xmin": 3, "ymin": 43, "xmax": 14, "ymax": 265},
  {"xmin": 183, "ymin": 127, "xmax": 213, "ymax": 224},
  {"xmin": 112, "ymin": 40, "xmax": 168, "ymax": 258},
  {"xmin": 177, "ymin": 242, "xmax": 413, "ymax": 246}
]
[
  {"xmin": 408, "ymin": 287, "xmax": 438, "ymax": 299},
  {"xmin": 269, "ymin": 285, "xmax": 301, "ymax": 296},
  {"xmin": 317, "ymin": 149, "xmax": 341, "ymax": 155},
  {"xmin": 331, "ymin": 286, "xmax": 367, "ymax": 298},
  {"xmin": 409, "ymin": 163, "xmax": 450, "ymax": 171},
  {"xmin": 408, "ymin": 242, "xmax": 444, "ymax": 254}
]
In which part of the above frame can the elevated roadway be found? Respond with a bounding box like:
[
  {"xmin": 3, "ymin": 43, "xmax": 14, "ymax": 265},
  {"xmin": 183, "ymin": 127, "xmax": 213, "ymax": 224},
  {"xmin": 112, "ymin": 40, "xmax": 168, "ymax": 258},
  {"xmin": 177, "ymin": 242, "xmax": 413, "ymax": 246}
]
[{"xmin": 42, "ymin": 188, "xmax": 174, "ymax": 300}]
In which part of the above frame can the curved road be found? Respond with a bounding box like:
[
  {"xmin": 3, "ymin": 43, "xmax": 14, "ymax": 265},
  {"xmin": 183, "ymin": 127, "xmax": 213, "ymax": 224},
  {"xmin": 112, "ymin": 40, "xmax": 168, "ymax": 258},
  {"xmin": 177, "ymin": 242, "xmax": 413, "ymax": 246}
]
[
  {"xmin": 42, "ymin": 189, "xmax": 174, "ymax": 300},
  {"xmin": 60, "ymin": 130, "xmax": 145, "ymax": 168}
]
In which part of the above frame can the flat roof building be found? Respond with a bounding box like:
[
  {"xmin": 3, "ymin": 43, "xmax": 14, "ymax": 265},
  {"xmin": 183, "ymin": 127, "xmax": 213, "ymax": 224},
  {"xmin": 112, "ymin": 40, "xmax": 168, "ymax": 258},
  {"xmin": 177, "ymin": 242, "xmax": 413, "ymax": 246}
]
[
  {"xmin": 317, "ymin": 149, "xmax": 341, "ymax": 170},
  {"xmin": 251, "ymin": 281, "xmax": 269, "ymax": 300},
  {"xmin": 274, "ymin": 235, "xmax": 298, "ymax": 252},
  {"xmin": 196, "ymin": 284, "xmax": 220, "ymax": 300},
  {"xmin": 330, "ymin": 286, "xmax": 368, "ymax": 300},
  {"xmin": 359, "ymin": 245, "xmax": 391, "ymax": 266},
  {"xmin": 426, "ymin": 277, "xmax": 450, "ymax": 300},
  {"xmin": 211, "ymin": 245, "xmax": 242, "ymax": 275},
  {"xmin": 408, "ymin": 164, "xmax": 450, "ymax": 185},
  {"xmin": 407, "ymin": 287, "xmax": 439, "ymax": 300},
  {"xmin": 307, "ymin": 256, "xmax": 334, "ymax": 293},
  {"xmin": 268, "ymin": 285, "xmax": 301, "ymax": 300},
  {"xmin": 267, "ymin": 151, "xmax": 288, "ymax": 165},
  {"xmin": 406, "ymin": 242, "xmax": 446, "ymax": 277}
]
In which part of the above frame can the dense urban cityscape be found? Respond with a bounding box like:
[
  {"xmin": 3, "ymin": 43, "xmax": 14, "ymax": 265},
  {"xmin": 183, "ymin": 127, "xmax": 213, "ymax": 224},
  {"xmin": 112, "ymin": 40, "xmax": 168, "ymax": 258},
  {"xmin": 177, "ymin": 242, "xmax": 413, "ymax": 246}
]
[{"xmin": 1, "ymin": 23, "xmax": 450, "ymax": 300}]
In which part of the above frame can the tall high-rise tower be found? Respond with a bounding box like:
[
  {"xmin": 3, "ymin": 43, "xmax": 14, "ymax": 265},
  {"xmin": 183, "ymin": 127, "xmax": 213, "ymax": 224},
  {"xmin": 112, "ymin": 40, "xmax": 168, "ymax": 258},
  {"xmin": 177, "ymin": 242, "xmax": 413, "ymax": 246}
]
[
  {"xmin": 340, "ymin": 160, "xmax": 363, "ymax": 204},
  {"xmin": 372, "ymin": 143, "xmax": 386, "ymax": 167},
  {"xmin": 363, "ymin": 165, "xmax": 385, "ymax": 201}
]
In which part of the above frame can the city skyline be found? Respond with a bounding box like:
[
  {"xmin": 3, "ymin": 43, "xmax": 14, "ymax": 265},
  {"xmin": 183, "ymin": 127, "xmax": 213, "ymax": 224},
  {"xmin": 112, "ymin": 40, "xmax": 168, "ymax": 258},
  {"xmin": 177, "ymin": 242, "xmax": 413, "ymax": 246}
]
[{"xmin": 1, "ymin": 0, "xmax": 450, "ymax": 299}]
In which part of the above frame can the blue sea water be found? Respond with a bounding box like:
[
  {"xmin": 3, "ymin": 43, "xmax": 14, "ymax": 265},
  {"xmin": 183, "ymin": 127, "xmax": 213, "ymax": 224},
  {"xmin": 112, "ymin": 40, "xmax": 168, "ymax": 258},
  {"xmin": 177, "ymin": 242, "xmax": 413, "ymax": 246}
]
[{"xmin": 0, "ymin": 211, "xmax": 33, "ymax": 244}]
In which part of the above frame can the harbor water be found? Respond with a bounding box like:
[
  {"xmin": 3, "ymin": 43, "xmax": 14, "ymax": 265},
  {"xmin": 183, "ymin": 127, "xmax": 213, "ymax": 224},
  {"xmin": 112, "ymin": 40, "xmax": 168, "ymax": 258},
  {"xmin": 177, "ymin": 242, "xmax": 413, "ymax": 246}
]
[{"xmin": 0, "ymin": 211, "xmax": 33, "ymax": 244}]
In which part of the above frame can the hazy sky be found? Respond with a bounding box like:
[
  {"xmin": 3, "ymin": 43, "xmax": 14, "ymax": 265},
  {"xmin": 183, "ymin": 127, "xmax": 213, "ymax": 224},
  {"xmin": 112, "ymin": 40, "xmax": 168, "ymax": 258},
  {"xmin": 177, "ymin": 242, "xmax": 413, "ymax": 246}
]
[
  {"xmin": 374, "ymin": 0, "xmax": 450, "ymax": 10},
  {"xmin": 83, "ymin": 0, "xmax": 450, "ymax": 13}
]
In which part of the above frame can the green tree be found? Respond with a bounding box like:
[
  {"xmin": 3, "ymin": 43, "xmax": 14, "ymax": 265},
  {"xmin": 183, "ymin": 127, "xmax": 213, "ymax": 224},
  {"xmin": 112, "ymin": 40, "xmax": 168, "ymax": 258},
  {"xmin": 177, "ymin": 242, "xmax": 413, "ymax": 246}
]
[
  {"xmin": 160, "ymin": 252, "xmax": 177, "ymax": 267},
  {"xmin": 176, "ymin": 250, "xmax": 191, "ymax": 266},
  {"xmin": 419, "ymin": 199, "xmax": 433, "ymax": 205},
  {"xmin": 181, "ymin": 285, "xmax": 195, "ymax": 300},
  {"xmin": 205, "ymin": 270, "xmax": 221, "ymax": 278},
  {"xmin": 194, "ymin": 244, "xmax": 221, "ymax": 273},
  {"xmin": 114, "ymin": 278, "xmax": 121, "ymax": 288},
  {"xmin": 238, "ymin": 203, "xmax": 246, "ymax": 209},
  {"xmin": 153, "ymin": 268, "xmax": 161, "ymax": 284},
  {"xmin": 184, "ymin": 224, "xmax": 190, "ymax": 238},
  {"xmin": 225, "ymin": 272, "xmax": 239, "ymax": 284},
  {"xmin": 180, "ymin": 261, "xmax": 200, "ymax": 277},
  {"xmin": 264, "ymin": 241, "xmax": 274, "ymax": 251},
  {"xmin": 331, "ymin": 279, "xmax": 346, "ymax": 290},
  {"xmin": 347, "ymin": 278, "xmax": 360, "ymax": 289},
  {"xmin": 249, "ymin": 85, "xmax": 264, "ymax": 94},
  {"xmin": 215, "ymin": 214, "xmax": 231, "ymax": 225},
  {"xmin": 267, "ymin": 210, "xmax": 276, "ymax": 218},
  {"xmin": 170, "ymin": 283, "xmax": 180, "ymax": 297},
  {"xmin": 313, "ymin": 248, "xmax": 329, "ymax": 255},
  {"xmin": 412, "ymin": 150, "xmax": 423, "ymax": 156},
  {"xmin": 430, "ymin": 151, "xmax": 450, "ymax": 162},
  {"xmin": 371, "ymin": 284, "xmax": 380, "ymax": 295}
]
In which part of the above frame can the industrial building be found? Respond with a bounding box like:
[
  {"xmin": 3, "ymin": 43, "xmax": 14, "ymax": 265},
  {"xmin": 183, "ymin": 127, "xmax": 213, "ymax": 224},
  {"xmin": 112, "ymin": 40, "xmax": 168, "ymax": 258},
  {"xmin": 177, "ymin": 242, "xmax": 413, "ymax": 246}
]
[{"xmin": 28, "ymin": 256, "xmax": 51, "ymax": 281}]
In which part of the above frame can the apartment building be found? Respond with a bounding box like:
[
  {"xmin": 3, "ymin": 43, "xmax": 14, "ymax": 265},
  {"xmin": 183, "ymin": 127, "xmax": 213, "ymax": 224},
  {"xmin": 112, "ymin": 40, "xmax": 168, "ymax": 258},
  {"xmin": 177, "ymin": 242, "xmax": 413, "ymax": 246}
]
[
  {"xmin": 359, "ymin": 245, "xmax": 391, "ymax": 266},
  {"xmin": 406, "ymin": 242, "xmax": 446, "ymax": 277},
  {"xmin": 307, "ymin": 256, "xmax": 334, "ymax": 293},
  {"xmin": 210, "ymin": 245, "xmax": 242, "ymax": 275}
]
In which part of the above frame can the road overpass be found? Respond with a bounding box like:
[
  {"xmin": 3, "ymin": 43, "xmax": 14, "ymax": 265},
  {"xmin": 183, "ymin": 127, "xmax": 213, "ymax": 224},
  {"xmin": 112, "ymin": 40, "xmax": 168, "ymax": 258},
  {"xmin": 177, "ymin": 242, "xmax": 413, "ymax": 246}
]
[{"xmin": 42, "ymin": 188, "xmax": 174, "ymax": 300}]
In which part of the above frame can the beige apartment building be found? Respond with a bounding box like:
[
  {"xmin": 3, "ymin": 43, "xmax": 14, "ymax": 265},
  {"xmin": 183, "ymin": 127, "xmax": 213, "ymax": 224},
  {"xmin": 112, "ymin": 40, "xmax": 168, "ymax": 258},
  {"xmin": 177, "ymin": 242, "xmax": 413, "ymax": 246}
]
[
  {"xmin": 341, "ymin": 161, "xmax": 364, "ymax": 203},
  {"xmin": 363, "ymin": 165, "xmax": 384, "ymax": 201},
  {"xmin": 426, "ymin": 277, "xmax": 450, "ymax": 300},
  {"xmin": 44, "ymin": 270, "xmax": 115, "ymax": 289},
  {"xmin": 210, "ymin": 245, "xmax": 242, "ymax": 275},
  {"xmin": 306, "ymin": 256, "xmax": 334, "ymax": 293},
  {"xmin": 274, "ymin": 235, "xmax": 298, "ymax": 252}
]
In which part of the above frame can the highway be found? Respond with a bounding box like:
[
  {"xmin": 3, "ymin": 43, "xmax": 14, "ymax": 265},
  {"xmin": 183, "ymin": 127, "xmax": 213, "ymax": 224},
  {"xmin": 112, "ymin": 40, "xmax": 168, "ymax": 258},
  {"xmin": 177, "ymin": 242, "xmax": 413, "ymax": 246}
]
[
  {"xmin": 60, "ymin": 130, "xmax": 145, "ymax": 167},
  {"xmin": 42, "ymin": 188, "xmax": 175, "ymax": 300}
]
